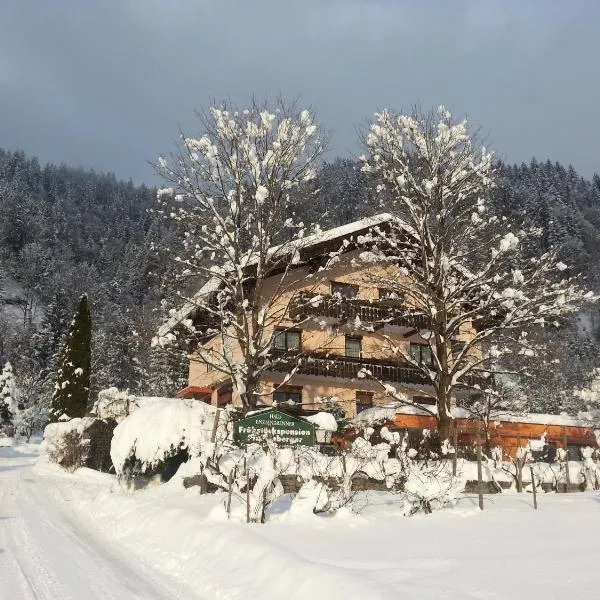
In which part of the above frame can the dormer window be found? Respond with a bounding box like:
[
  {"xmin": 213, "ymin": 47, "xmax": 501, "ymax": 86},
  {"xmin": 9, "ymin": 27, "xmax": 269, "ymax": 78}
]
[{"xmin": 331, "ymin": 281, "xmax": 358, "ymax": 299}]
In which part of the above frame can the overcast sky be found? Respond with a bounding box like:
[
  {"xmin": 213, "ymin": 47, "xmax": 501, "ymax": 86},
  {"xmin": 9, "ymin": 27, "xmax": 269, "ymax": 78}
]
[{"xmin": 1, "ymin": 0, "xmax": 599, "ymax": 183}]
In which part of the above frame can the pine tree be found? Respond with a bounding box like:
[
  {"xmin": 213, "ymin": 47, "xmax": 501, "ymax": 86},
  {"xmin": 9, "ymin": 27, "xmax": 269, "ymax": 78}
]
[
  {"xmin": 0, "ymin": 362, "xmax": 16, "ymax": 430},
  {"xmin": 50, "ymin": 294, "xmax": 91, "ymax": 422}
]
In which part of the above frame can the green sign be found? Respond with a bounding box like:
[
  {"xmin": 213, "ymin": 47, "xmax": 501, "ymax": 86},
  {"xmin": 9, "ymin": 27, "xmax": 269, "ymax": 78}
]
[{"xmin": 233, "ymin": 408, "xmax": 316, "ymax": 447}]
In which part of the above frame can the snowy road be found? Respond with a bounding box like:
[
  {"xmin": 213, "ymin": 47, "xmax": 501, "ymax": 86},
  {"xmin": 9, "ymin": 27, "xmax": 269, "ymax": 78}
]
[{"xmin": 0, "ymin": 444, "xmax": 199, "ymax": 600}]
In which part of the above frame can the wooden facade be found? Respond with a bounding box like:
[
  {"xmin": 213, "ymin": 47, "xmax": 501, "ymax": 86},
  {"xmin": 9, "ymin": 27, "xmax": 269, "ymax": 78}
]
[{"xmin": 388, "ymin": 412, "xmax": 597, "ymax": 457}]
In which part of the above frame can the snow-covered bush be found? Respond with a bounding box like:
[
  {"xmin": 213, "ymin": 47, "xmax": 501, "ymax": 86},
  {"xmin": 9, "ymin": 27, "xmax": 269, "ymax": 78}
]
[
  {"xmin": 581, "ymin": 446, "xmax": 600, "ymax": 490},
  {"xmin": 44, "ymin": 417, "xmax": 115, "ymax": 472},
  {"xmin": 47, "ymin": 430, "xmax": 87, "ymax": 471},
  {"xmin": 401, "ymin": 458, "xmax": 464, "ymax": 515},
  {"xmin": 93, "ymin": 387, "xmax": 136, "ymax": 421},
  {"xmin": 215, "ymin": 440, "xmax": 285, "ymax": 523},
  {"xmin": 110, "ymin": 398, "xmax": 229, "ymax": 483},
  {"xmin": 272, "ymin": 426, "xmax": 463, "ymax": 517}
]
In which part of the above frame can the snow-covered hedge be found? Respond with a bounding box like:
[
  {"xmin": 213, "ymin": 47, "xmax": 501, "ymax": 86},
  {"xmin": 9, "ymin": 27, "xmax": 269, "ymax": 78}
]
[{"xmin": 110, "ymin": 399, "xmax": 466, "ymax": 519}]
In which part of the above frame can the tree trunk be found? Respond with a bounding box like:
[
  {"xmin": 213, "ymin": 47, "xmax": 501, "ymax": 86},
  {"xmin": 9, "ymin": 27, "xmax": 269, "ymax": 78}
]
[
  {"xmin": 240, "ymin": 377, "xmax": 260, "ymax": 414},
  {"xmin": 485, "ymin": 429, "xmax": 492, "ymax": 456},
  {"xmin": 438, "ymin": 410, "xmax": 453, "ymax": 442}
]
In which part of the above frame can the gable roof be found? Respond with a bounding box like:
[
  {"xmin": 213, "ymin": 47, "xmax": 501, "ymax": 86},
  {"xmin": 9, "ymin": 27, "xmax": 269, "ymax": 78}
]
[{"xmin": 156, "ymin": 213, "xmax": 395, "ymax": 339}]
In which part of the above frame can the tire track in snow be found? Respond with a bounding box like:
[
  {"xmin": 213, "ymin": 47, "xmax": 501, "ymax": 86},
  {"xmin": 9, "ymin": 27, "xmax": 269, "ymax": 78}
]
[{"xmin": 1, "ymin": 448, "xmax": 201, "ymax": 600}]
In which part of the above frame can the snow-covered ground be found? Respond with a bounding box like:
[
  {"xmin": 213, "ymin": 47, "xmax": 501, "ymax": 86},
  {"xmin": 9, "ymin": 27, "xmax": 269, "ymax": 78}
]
[
  {"xmin": 2, "ymin": 440, "xmax": 600, "ymax": 599},
  {"xmin": 0, "ymin": 440, "xmax": 200, "ymax": 600}
]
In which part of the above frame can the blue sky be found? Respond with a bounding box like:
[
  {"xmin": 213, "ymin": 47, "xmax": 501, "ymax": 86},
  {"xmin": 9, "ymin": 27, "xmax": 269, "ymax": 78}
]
[{"xmin": 1, "ymin": 0, "xmax": 599, "ymax": 182}]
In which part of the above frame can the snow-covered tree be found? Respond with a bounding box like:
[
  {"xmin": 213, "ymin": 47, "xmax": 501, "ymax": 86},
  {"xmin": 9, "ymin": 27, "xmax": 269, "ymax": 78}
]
[
  {"xmin": 50, "ymin": 294, "xmax": 91, "ymax": 422},
  {"xmin": 360, "ymin": 106, "xmax": 595, "ymax": 439},
  {"xmin": 458, "ymin": 378, "xmax": 526, "ymax": 454},
  {"xmin": 7, "ymin": 359, "xmax": 50, "ymax": 441},
  {"xmin": 573, "ymin": 368, "xmax": 600, "ymax": 419},
  {"xmin": 154, "ymin": 99, "xmax": 326, "ymax": 410},
  {"xmin": 0, "ymin": 361, "xmax": 16, "ymax": 432},
  {"xmin": 146, "ymin": 342, "xmax": 188, "ymax": 397}
]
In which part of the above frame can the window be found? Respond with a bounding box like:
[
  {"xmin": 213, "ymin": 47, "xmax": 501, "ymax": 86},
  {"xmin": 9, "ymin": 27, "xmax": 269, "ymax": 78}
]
[
  {"xmin": 273, "ymin": 386, "xmax": 302, "ymax": 405},
  {"xmin": 345, "ymin": 336, "xmax": 362, "ymax": 358},
  {"xmin": 274, "ymin": 328, "xmax": 301, "ymax": 352},
  {"xmin": 410, "ymin": 343, "xmax": 433, "ymax": 365},
  {"xmin": 413, "ymin": 396, "xmax": 436, "ymax": 406},
  {"xmin": 331, "ymin": 281, "xmax": 359, "ymax": 299},
  {"xmin": 356, "ymin": 391, "xmax": 374, "ymax": 413}
]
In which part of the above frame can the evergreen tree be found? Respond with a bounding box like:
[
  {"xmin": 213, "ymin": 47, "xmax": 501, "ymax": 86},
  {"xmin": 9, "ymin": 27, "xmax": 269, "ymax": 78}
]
[
  {"xmin": 146, "ymin": 342, "xmax": 188, "ymax": 397},
  {"xmin": 50, "ymin": 294, "xmax": 91, "ymax": 422},
  {"xmin": 0, "ymin": 362, "xmax": 16, "ymax": 431},
  {"xmin": 32, "ymin": 288, "xmax": 73, "ymax": 385}
]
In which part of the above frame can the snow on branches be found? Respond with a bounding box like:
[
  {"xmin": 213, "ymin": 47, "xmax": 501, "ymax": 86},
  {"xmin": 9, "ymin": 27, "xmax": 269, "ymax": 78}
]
[
  {"xmin": 154, "ymin": 99, "xmax": 327, "ymax": 409},
  {"xmin": 360, "ymin": 106, "xmax": 595, "ymax": 437}
]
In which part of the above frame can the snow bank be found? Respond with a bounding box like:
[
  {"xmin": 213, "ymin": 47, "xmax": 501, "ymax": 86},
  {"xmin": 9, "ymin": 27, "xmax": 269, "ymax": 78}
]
[
  {"xmin": 31, "ymin": 453, "xmax": 600, "ymax": 600},
  {"xmin": 305, "ymin": 411, "xmax": 338, "ymax": 431},
  {"xmin": 37, "ymin": 465, "xmax": 397, "ymax": 599},
  {"xmin": 352, "ymin": 405, "xmax": 399, "ymax": 426},
  {"xmin": 110, "ymin": 398, "xmax": 222, "ymax": 476}
]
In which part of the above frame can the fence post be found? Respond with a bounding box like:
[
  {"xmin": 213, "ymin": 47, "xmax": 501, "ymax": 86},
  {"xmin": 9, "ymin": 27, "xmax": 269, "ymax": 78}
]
[
  {"xmin": 530, "ymin": 466, "xmax": 538, "ymax": 510},
  {"xmin": 452, "ymin": 423, "xmax": 458, "ymax": 477},
  {"xmin": 226, "ymin": 468, "xmax": 234, "ymax": 519},
  {"xmin": 476, "ymin": 420, "xmax": 484, "ymax": 511},
  {"xmin": 210, "ymin": 408, "xmax": 221, "ymax": 443},
  {"xmin": 562, "ymin": 429, "xmax": 571, "ymax": 491},
  {"xmin": 261, "ymin": 484, "xmax": 268, "ymax": 524},
  {"xmin": 516, "ymin": 433, "xmax": 522, "ymax": 493},
  {"xmin": 246, "ymin": 462, "xmax": 251, "ymax": 523}
]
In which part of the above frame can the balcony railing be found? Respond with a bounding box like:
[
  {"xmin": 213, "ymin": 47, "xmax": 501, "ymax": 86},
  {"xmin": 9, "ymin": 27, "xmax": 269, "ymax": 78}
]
[
  {"xmin": 289, "ymin": 293, "xmax": 430, "ymax": 330},
  {"xmin": 270, "ymin": 352, "xmax": 487, "ymax": 388}
]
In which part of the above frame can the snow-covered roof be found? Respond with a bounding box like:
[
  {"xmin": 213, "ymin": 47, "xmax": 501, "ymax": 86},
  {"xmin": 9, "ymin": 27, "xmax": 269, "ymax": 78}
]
[
  {"xmin": 156, "ymin": 276, "xmax": 222, "ymax": 340},
  {"xmin": 354, "ymin": 402, "xmax": 598, "ymax": 429},
  {"xmin": 157, "ymin": 213, "xmax": 396, "ymax": 338},
  {"xmin": 454, "ymin": 410, "xmax": 597, "ymax": 429},
  {"xmin": 297, "ymin": 212, "xmax": 393, "ymax": 250}
]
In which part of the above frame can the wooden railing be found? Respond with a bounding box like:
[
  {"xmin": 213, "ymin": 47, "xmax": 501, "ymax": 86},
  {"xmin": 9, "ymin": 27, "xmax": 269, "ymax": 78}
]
[
  {"xmin": 271, "ymin": 352, "xmax": 487, "ymax": 388},
  {"xmin": 289, "ymin": 293, "xmax": 430, "ymax": 330}
]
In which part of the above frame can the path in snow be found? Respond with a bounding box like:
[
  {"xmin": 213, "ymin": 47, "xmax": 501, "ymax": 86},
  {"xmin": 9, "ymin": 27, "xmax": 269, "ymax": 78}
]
[{"xmin": 0, "ymin": 444, "xmax": 199, "ymax": 600}]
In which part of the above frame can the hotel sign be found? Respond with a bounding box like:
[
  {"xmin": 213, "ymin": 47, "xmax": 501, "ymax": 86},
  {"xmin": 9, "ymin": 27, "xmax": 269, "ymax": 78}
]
[{"xmin": 233, "ymin": 408, "xmax": 316, "ymax": 447}]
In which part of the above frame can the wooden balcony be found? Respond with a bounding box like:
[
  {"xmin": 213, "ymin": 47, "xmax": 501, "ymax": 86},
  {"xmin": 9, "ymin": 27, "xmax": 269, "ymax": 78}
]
[
  {"xmin": 289, "ymin": 293, "xmax": 430, "ymax": 330},
  {"xmin": 271, "ymin": 352, "xmax": 487, "ymax": 389}
]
